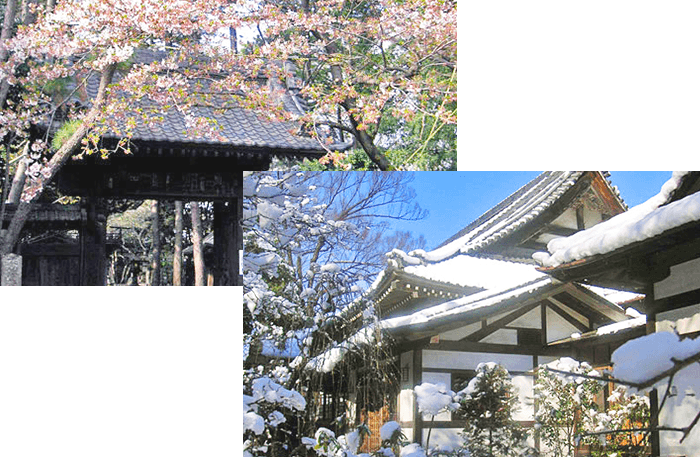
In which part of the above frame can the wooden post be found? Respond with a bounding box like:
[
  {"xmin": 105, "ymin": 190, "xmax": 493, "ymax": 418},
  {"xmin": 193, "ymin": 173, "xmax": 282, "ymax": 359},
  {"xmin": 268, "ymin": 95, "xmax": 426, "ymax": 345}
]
[
  {"xmin": 80, "ymin": 198, "xmax": 107, "ymax": 286},
  {"xmin": 645, "ymin": 285, "xmax": 661, "ymax": 457},
  {"xmin": 173, "ymin": 201, "xmax": 183, "ymax": 286},
  {"xmin": 213, "ymin": 195, "xmax": 241, "ymax": 286},
  {"xmin": 150, "ymin": 200, "xmax": 160, "ymax": 286},
  {"xmin": 413, "ymin": 348, "xmax": 423, "ymax": 446}
]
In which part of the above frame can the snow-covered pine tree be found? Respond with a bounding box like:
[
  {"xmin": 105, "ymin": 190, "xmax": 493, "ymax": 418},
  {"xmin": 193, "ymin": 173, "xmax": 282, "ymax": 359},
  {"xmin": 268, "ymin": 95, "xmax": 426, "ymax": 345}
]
[{"xmin": 455, "ymin": 363, "xmax": 528, "ymax": 457}]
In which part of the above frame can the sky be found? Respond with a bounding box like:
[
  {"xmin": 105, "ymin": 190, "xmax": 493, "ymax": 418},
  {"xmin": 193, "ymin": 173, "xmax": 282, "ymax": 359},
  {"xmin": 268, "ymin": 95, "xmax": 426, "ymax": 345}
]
[{"xmin": 389, "ymin": 171, "xmax": 673, "ymax": 251}]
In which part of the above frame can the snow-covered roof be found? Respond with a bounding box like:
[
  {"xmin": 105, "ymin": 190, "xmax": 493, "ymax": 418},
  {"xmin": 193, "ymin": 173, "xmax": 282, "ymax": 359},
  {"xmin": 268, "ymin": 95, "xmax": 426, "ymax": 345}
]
[
  {"xmin": 381, "ymin": 276, "xmax": 555, "ymax": 332},
  {"xmin": 534, "ymin": 172, "xmax": 700, "ymax": 268},
  {"xmin": 395, "ymin": 171, "xmax": 625, "ymax": 264},
  {"xmin": 582, "ymin": 285, "xmax": 644, "ymax": 306},
  {"xmin": 402, "ymin": 254, "xmax": 547, "ymax": 291}
]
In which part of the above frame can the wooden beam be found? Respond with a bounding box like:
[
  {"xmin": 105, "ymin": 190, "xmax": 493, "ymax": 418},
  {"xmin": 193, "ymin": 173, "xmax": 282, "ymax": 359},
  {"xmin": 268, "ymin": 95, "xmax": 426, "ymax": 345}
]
[
  {"xmin": 546, "ymin": 298, "xmax": 590, "ymax": 333},
  {"xmin": 418, "ymin": 339, "xmax": 573, "ymax": 358},
  {"xmin": 464, "ymin": 301, "xmax": 542, "ymax": 342}
]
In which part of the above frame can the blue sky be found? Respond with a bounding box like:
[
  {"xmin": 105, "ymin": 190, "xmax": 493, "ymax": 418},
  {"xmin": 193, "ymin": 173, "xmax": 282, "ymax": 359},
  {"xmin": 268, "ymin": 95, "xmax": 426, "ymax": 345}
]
[{"xmin": 389, "ymin": 171, "xmax": 673, "ymax": 251}]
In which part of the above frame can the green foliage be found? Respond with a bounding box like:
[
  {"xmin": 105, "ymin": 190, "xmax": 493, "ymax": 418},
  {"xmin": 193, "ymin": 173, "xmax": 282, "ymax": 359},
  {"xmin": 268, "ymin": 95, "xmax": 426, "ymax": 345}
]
[
  {"xmin": 534, "ymin": 360, "xmax": 603, "ymax": 457},
  {"xmin": 456, "ymin": 363, "xmax": 528, "ymax": 457},
  {"xmin": 50, "ymin": 119, "xmax": 82, "ymax": 151}
]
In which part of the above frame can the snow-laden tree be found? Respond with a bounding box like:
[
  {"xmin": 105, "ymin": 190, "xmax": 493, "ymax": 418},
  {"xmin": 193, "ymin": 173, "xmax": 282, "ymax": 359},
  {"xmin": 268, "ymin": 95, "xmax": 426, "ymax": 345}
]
[
  {"xmin": 455, "ymin": 363, "xmax": 529, "ymax": 457},
  {"xmin": 243, "ymin": 170, "xmax": 427, "ymax": 455},
  {"xmin": 534, "ymin": 358, "xmax": 603, "ymax": 457}
]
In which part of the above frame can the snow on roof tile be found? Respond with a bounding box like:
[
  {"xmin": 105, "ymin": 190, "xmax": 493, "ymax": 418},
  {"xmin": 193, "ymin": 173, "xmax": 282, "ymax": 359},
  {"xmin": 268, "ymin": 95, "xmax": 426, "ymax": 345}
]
[
  {"xmin": 534, "ymin": 172, "xmax": 699, "ymax": 268},
  {"xmin": 581, "ymin": 285, "xmax": 644, "ymax": 306},
  {"xmin": 402, "ymin": 255, "xmax": 547, "ymax": 291},
  {"xmin": 401, "ymin": 172, "xmax": 584, "ymax": 263},
  {"xmin": 380, "ymin": 277, "xmax": 554, "ymax": 331}
]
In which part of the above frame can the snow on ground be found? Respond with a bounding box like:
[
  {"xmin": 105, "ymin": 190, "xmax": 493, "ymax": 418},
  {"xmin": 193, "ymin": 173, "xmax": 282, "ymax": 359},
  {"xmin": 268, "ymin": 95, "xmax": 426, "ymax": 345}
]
[
  {"xmin": 534, "ymin": 172, "xmax": 698, "ymax": 268},
  {"xmin": 402, "ymin": 255, "xmax": 547, "ymax": 291},
  {"xmin": 612, "ymin": 331, "xmax": 700, "ymax": 387}
]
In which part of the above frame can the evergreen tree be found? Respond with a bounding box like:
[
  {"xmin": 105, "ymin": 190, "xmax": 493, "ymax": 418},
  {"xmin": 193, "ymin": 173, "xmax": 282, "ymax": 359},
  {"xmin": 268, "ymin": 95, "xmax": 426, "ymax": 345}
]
[{"xmin": 456, "ymin": 363, "xmax": 528, "ymax": 457}]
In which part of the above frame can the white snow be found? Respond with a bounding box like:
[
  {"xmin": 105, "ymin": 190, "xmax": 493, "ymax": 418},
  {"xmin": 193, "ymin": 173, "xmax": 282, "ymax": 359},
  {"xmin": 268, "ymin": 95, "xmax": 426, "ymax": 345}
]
[
  {"xmin": 402, "ymin": 255, "xmax": 547, "ymax": 291},
  {"xmin": 379, "ymin": 421, "xmax": 402, "ymax": 441},
  {"xmin": 250, "ymin": 377, "xmax": 307, "ymax": 411},
  {"xmin": 582, "ymin": 285, "xmax": 644, "ymax": 305},
  {"xmin": 305, "ymin": 325, "xmax": 377, "ymax": 373},
  {"xmin": 543, "ymin": 357, "xmax": 599, "ymax": 384},
  {"xmin": 596, "ymin": 315, "xmax": 646, "ymax": 336},
  {"xmin": 612, "ymin": 331, "xmax": 700, "ymax": 387},
  {"xmin": 535, "ymin": 172, "xmax": 698, "ymax": 268},
  {"xmin": 400, "ymin": 443, "xmax": 427, "ymax": 457},
  {"xmin": 243, "ymin": 411, "xmax": 265, "ymax": 435},
  {"xmin": 414, "ymin": 382, "xmax": 457, "ymax": 416},
  {"xmin": 380, "ymin": 277, "xmax": 553, "ymax": 330}
]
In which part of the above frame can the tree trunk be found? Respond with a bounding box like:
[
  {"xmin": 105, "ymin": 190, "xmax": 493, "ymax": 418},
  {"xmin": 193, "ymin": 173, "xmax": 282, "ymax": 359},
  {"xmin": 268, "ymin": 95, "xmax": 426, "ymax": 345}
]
[
  {"xmin": 0, "ymin": 0, "xmax": 19, "ymax": 109},
  {"xmin": 320, "ymin": 38, "xmax": 391, "ymax": 170},
  {"xmin": 0, "ymin": 64, "xmax": 117, "ymax": 256},
  {"xmin": 20, "ymin": 0, "xmax": 39, "ymax": 26},
  {"xmin": 6, "ymin": 155, "xmax": 27, "ymax": 205},
  {"xmin": 150, "ymin": 200, "xmax": 160, "ymax": 286},
  {"xmin": 190, "ymin": 201, "xmax": 205, "ymax": 286},
  {"xmin": 173, "ymin": 200, "xmax": 183, "ymax": 285}
]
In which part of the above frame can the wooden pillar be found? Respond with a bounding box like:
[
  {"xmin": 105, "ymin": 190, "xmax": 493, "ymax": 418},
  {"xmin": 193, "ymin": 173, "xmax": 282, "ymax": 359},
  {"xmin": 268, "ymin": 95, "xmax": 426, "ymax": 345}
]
[
  {"xmin": 212, "ymin": 194, "xmax": 242, "ymax": 286},
  {"xmin": 412, "ymin": 348, "xmax": 423, "ymax": 445},
  {"xmin": 645, "ymin": 284, "xmax": 661, "ymax": 457},
  {"xmin": 80, "ymin": 198, "xmax": 107, "ymax": 286}
]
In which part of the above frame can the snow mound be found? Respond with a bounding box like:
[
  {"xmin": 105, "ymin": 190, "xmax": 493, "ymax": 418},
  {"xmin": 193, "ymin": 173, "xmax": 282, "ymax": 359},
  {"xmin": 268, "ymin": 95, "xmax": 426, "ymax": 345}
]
[
  {"xmin": 535, "ymin": 172, "xmax": 697, "ymax": 267},
  {"xmin": 612, "ymin": 332, "xmax": 700, "ymax": 387}
]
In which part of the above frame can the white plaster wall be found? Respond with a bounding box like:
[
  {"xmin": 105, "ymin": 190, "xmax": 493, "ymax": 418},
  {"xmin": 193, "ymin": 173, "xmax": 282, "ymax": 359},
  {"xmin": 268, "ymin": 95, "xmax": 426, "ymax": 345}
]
[
  {"xmin": 421, "ymin": 372, "xmax": 452, "ymax": 421},
  {"xmin": 403, "ymin": 427, "xmax": 414, "ymax": 443},
  {"xmin": 399, "ymin": 389, "xmax": 414, "ymax": 422},
  {"xmin": 487, "ymin": 309, "xmax": 512, "ymax": 325},
  {"xmin": 421, "ymin": 428, "xmax": 464, "ymax": 452},
  {"xmin": 439, "ymin": 321, "xmax": 481, "ymax": 341},
  {"xmin": 657, "ymin": 302, "xmax": 700, "ymax": 336},
  {"xmin": 399, "ymin": 351, "xmax": 414, "ymax": 422},
  {"xmin": 658, "ymin": 364, "xmax": 700, "ymax": 456},
  {"xmin": 654, "ymin": 257, "xmax": 700, "ymax": 300},
  {"xmin": 553, "ymin": 302, "xmax": 589, "ymax": 328},
  {"xmin": 480, "ymin": 328, "xmax": 518, "ymax": 345},
  {"xmin": 423, "ymin": 350, "xmax": 534, "ymax": 372},
  {"xmin": 546, "ymin": 307, "xmax": 581, "ymax": 342},
  {"xmin": 551, "ymin": 207, "xmax": 578, "ymax": 230},
  {"xmin": 511, "ymin": 375, "xmax": 535, "ymax": 421},
  {"xmin": 509, "ymin": 307, "xmax": 542, "ymax": 329}
]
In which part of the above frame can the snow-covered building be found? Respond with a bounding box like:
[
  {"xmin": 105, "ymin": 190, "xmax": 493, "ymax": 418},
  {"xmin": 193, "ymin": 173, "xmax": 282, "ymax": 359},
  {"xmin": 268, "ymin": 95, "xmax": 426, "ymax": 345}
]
[
  {"xmin": 331, "ymin": 172, "xmax": 648, "ymax": 452},
  {"xmin": 535, "ymin": 171, "xmax": 700, "ymax": 456}
]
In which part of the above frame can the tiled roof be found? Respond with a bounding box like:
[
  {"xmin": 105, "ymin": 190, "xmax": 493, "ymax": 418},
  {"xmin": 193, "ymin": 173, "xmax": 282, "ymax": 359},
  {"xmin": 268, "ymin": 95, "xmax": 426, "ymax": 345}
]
[
  {"xmin": 438, "ymin": 171, "xmax": 583, "ymax": 251},
  {"xmin": 413, "ymin": 171, "xmax": 625, "ymax": 263},
  {"xmin": 64, "ymin": 49, "xmax": 337, "ymax": 155}
]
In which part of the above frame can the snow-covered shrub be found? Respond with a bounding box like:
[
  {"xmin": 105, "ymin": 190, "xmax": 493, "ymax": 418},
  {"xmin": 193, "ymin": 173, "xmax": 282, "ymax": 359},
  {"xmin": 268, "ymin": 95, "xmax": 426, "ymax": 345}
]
[
  {"xmin": 588, "ymin": 386, "xmax": 650, "ymax": 456},
  {"xmin": 534, "ymin": 358, "xmax": 603, "ymax": 457},
  {"xmin": 455, "ymin": 362, "xmax": 529, "ymax": 457}
]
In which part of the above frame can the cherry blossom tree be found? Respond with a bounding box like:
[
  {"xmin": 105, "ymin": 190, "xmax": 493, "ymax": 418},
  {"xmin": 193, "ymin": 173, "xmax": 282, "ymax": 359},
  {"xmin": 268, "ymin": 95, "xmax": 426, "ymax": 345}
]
[{"xmin": 0, "ymin": 0, "xmax": 455, "ymax": 260}]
